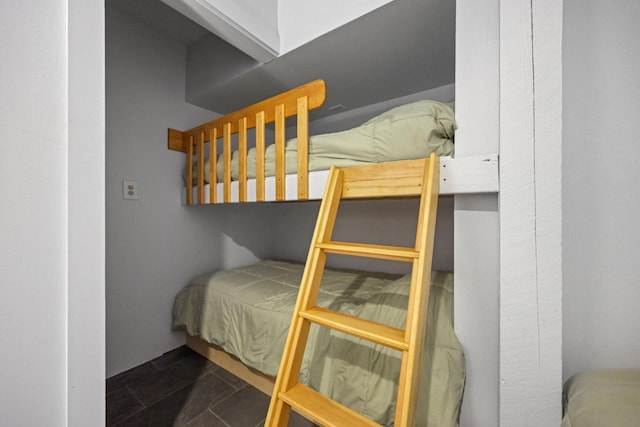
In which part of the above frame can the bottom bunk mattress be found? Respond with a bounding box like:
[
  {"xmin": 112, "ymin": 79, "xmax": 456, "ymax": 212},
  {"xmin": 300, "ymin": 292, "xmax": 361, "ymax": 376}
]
[
  {"xmin": 562, "ymin": 369, "xmax": 640, "ymax": 427},
  {"xmin": 172, "ymin": 260, "xmax": 465, "ymax": 426}
]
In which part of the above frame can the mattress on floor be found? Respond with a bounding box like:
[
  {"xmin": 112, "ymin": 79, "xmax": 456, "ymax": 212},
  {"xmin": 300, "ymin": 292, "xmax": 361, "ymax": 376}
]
[
  {"xmin": 562, "ymin": 369, "xmax": 640, "ymax": 427},
  {"xmin": 172, "ymin": 259, "xmax": 465, "ymax": 426}
]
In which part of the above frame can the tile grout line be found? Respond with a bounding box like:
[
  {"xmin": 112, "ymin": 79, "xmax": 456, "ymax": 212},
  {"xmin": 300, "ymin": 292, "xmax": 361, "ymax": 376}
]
[
  {"xmin": 211, "ymin": 369, "xmax": 248, "ymax": 391},
  {"xmin": 114, "ymin": 370, "xmax": 205, "ymax": 425},
  {"xmin": 124, "ymin": 385, "xmax": 147, "ymax": 408},
  {"xmin": 109, "ymin": 386, "xmax": 150, "ymax": 427},
  {"xmin": 208, "ymin": 385, "xmax": 245, "ymax": 414},
  {"xmin": 213, "ymin": 410, "xmax": 232, "ymax": 427},
  {"xmin": 109, "ymin": 347, "xmax": 279, "ymax": 427}
]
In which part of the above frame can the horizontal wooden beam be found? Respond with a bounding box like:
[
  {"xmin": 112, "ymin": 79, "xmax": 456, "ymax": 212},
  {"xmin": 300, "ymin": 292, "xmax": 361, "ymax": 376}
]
[
  {"xmin": 168, "ymin": 79, "xmax": 326, "ymax": 153},
  {"xmin": 168, "ymin": 128, "xmax": 185, "ymax": 152}
]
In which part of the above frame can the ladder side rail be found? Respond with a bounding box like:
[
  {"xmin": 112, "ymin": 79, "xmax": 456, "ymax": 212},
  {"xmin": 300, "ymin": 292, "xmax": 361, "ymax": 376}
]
[
  {"xmin": 395, "ymin": 154, "xmax": 440, "ymax": 425},
  {"xmin": 265, "ymin": 166, "xmax": 344, "ymax": 426}
]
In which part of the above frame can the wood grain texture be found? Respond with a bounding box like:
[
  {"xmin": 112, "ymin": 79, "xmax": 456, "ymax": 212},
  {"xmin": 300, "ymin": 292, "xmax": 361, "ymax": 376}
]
[
  {"xmin": 299, "ymin": 307, "xmax": 407, "ymax": 350},
  {"xmin": 167, "ymin": 128, "xmax": 184, "ymax": 152},
  {"xmin": 266, "ymin": 155, "xmax": 439, "ymax": 427},
  {"xmin": 279, "ymin": 384, "xmax": 381, "ymax": 427},
  {"xmin": 209, "ymin": 129, "xmax": 217, "ymax": 204},
  {"xmin": 197, "ymin": 132, "xmax": 204, "ymax": 204},
  {"xmin": 265, "ymin": 167, "xmax": 342, "ymax": 426},
  {"xmin": 186, "ymin": 335, "xmax": 275, "ymax": 396},
  {"xmin": 341, "ymin": 158, "xmax": 426, "ymax": 199},
  {"xmin": 275, "ymin": 104, "xmax": 285, "ymax": 201},
  {"xmin": 395, "ymin": 154, "xmax": 439, "ymax": 425},
  {"xmin": 238, "ymin": 117, "xmax": 247, "ymax": 202},
  {"xmin": 223, "ymin": 123, "xmax": 232, "ymax": 203},
  {"xmin": 170, "ymin": 79, "xmax": 325, "ymax": 146},
  {"xmin": 169, "ymin": 80, "xmax": 325, "ymax": 203},
  {"xmin": 296, "ymin": 96, "xmax": 309, "ymax": 200},
  {"xmin": 186, "ymin": 136, "xmax": 193, "ymax": 205},
  {"xmin": 255, "ymin": 111, "xmax": 265, "ymax": 202}
]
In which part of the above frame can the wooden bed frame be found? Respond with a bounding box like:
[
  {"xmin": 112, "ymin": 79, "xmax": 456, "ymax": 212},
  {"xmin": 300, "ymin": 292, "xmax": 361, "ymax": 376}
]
[
  {"xmin": 169, "ymin": 83, "xmax": 484, "ymax": 423},
  {"xmin": 168, "ymin": 79, "xmax": 326, "ymax": 204},
  {"xmin": 167, "ymin": 79, "xmax": 499, "ymax": 204},
  {"xmin": 168, "ymin": 82, "xmax": 500, "ymax": 408},
  {"xmin": 186, "ymin": 334, "xmax": 275, "ymax": 396}
]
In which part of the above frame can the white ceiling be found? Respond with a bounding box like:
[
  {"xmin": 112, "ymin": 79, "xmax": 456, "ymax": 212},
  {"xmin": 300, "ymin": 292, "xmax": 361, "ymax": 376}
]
[{"xmin": 106, "ymin": 0, "xmax": 455, "ymax": 118}]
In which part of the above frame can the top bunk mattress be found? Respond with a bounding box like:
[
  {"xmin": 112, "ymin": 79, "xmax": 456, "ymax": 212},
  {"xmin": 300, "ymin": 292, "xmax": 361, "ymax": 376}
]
[{"xmin": 191, "ymin": 99, "xmax": 455, "ymax": 183}]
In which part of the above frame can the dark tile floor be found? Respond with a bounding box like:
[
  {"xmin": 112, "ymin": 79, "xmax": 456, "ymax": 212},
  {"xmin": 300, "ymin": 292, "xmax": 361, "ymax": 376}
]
[{"xmin": 106, "ymin": 346, "xmax": 316, "ymax": 427}]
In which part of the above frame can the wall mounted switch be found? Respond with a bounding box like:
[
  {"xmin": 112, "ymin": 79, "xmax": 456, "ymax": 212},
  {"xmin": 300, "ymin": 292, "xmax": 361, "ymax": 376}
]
[{"xmin": 123, "ymin": 180, "xmax": 138, "ymax": 200}]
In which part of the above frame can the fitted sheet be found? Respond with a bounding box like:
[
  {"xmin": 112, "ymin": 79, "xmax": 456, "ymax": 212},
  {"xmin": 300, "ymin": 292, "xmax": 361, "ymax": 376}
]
[
  {"xmin": 172, "ymin": 259, "xmax": 465, "ymax": 426},
  {"xmin": 562, "ymin": 369, "xmax": 640, "ymax": 427}
]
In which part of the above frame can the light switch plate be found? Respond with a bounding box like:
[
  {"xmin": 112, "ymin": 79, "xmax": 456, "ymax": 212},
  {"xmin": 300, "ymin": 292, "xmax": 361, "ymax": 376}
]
[{"xmin": 123, "ymin": 180, "xmax": 138, "ymax": 200}]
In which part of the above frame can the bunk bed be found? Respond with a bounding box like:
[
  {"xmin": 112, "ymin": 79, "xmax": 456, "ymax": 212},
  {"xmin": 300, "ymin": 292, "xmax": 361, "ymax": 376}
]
[
  {"xmin": 168, "ymin": 79, "xmax": 498, "ymax": 204},
  {"xmin": 167, "ymin": 80, "xmax": 499, "ymax": 425}
]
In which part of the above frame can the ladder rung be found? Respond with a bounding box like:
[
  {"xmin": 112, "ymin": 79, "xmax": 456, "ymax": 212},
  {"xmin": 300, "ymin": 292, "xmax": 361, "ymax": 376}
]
[
  {"xmin": 316, "ymin": 241, "xmax": 418, "ymax": 262},
  {"xmin": 279, "ymin": 383, "xmax": 382, "ymax": 427},
  {"xmin": 299, "ymin": 307, "xmax": 408, "ymax": 351}
]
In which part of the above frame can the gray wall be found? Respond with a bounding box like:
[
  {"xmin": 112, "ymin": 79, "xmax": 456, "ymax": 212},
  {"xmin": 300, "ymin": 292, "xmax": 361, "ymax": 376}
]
[
  {"xmin": 186, "ymin": 33, "xmax": 259, "ymax": 108},
  {"xmin": 106, "ymin": 6, "xmax": 277, "ymax": 377},
  {"xmin": 272, "ymin": 198, "xmax": 454, "ymax": 276},
  {"xmin": 1, "ymin": 2, "xmax": 68, "ymax": 424},
  {"xmin": 563, "ymin": 0, "xmax": 640, "ymax": 380},
  {"xmin": 307, "ymin": 84, "xmax": 455, "ymax": 135}
]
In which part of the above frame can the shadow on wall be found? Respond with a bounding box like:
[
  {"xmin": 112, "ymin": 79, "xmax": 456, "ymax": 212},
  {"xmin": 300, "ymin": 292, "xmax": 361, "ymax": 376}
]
[
  {"xmin": 183, "ymin": 201, "xmax": 281, "ymax": 272},
  {"xmin": 271, "ymin": 197, "xmax": 455, "ymax": 274}
]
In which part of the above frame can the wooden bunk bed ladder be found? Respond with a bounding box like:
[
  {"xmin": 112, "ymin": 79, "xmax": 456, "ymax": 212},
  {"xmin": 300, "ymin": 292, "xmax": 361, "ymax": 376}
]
[
  {"xmin": 265, "ymin": 154, "xmax": 440, "ymax": 427},
  {"xmin": 168, "ymin": 80, "xmax": 326, "ymax": 204}
]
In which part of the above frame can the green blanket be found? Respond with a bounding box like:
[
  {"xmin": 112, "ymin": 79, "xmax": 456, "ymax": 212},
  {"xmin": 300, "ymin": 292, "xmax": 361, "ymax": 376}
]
[
  {"xmin": 188, "ymin": 100, "xmax": 455, "ymax": 184},
  {"xmin": 562, "ymin": 369, "xmax": 640, "ymax": 427},
  {"xmin": 172, "ymin": 260, "xmax": 465, "ymax": 426}
]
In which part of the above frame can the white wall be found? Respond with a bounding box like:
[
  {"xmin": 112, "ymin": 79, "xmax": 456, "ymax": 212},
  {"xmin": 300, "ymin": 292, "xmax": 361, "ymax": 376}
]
[
  {"xmin": 499, "ymin": 0, "xmax": 563, "ymax": 424},
  {"xmin": 1, "ymin": 1, "xmax": 105, "ymax": 425},
  {"xmin": 68, "ymin": 0, "xmax": 106, "ymax": 425},
  {"xmin": 455, "ymin": 0, "xmax": 500, "ymax": 425},
  {"xmin": 0, "ymin": 2, "xmax": 68, "ymax": 424},
  {"xmin": 563, "ymin": 0, "xmax": 640, "ymax": 380},
  {"xmin": 278, "ymin": 0, "xmax": 392, "ymax": 54},
  {"xmin": 106, "ymin": 6, "xmax": 277, "ymax": 377},
  {"xmin": 210, "ymin": 0, "xmax": 279, "ymax": 51},
  {"xmin": 162, "ymin": 0, "xmax": 391, "ymax": 59}
]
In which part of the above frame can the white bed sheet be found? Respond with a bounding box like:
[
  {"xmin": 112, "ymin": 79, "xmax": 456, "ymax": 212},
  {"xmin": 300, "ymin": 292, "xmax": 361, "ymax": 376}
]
[{"xmin": 181, "ymin": 155, "xmax": 499, "ymax": 203}]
